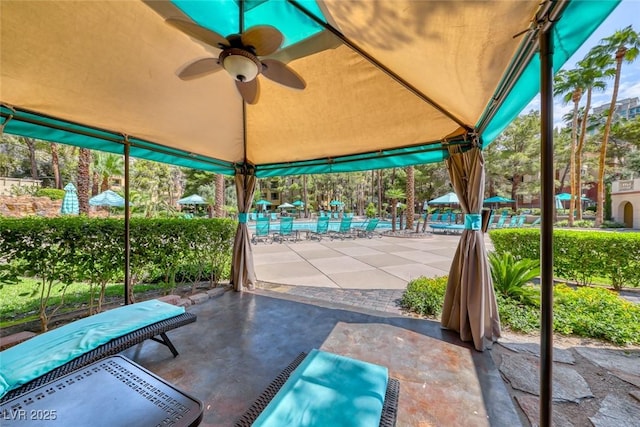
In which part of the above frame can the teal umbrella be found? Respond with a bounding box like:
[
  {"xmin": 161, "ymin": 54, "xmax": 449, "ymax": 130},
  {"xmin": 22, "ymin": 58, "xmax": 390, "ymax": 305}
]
[
  {"xmin": 292, "ymin": 200, "xmax": 305, "ymax": 207},
  {"xmin": 556, "ymin": 193, "xmax": 590, "ymax": 201},
  {"xmin": 329, "ymin": 200, "xmax": 344, "ymax": 206},
  {"xmin": 428, "ymin": 192, "xmax": 459, "ymax": 204},
  {"xmin": 177, "ymin": 194, "xmax": 206, "ymax": 205},
  {"xmin": 484, "ymin": 196, "xmax": 514, "ymax": 204},
  {"xmin": 90, "ymin": 190, "xmax": 126, "ymax": 207},
  {"xmin": 60, "ymin": 183, "xmax": 79, "ymax": 215}
]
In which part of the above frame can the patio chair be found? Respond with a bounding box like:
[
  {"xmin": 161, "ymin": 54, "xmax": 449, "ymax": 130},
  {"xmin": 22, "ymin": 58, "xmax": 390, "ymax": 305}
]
[
  {"xmin": 356, "ymin": 217, "xmax": 382, "ymax": 238},
  {"xmin": 529, "ymin": 217, "xmax": 541, "ymax": 227},
  {"xmin": 330, "ymin": 216, "xmax": 354, "ymax": 240},
  {"xmin": 309, "ymin": 216, "xmax": 330, "ymax": 241},
  {"xmin": 429, "ymin": 209, "xmax": 440, "ymax": 222},
  {"xmin": 251, "ymin": 218, "xmax": 272, "ymax": 244},
  {"xmin": 516, "ymin": 215, "xmax": 526, "ymax": 227},
  {"xmin": 492, "ymin": 212, "xmax": 509, "ymax": 229},
  {"xmin": 506, "ymin": 215, "xmax": 519, "ymax": 228},
  {"xmin": 272, "ymin": 217, "xmax": 299, "ymax": 243}
]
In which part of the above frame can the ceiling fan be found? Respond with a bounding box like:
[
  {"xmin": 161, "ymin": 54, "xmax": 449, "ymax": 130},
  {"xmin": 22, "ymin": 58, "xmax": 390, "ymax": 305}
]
[{"xmin": 166, "ymin": 17, "xmax": 306, "ymax": 104}]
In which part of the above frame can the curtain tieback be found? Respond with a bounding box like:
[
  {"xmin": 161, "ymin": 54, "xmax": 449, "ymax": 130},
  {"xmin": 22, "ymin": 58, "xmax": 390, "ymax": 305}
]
[
  {"xmin": 464, "ymin": 213, "xmax": 481, "ymax": 230},
  {"xmin": 238, "ymin": 213, "xmax": 248, "ymax": 223}
]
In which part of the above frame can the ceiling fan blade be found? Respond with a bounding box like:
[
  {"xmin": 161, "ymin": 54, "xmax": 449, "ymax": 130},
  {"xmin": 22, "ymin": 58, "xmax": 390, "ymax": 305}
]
[
  {"xmin": 236, "ymin": 79, "xmax": 260, "ymax": 105},
  {"xmin": 241, "ymin": 26, "xmax": 283, "ymax": 56},
  {"xmin": 260, "ymin": 59, "xmax": 306, "ymax": 90},
  {"xmin": 178, "ymin": 58, "xmax": 222, "ymax": 80},
  {"xmin": 166, "ymin": 18, "xmax": 229, "ymax": 48}
]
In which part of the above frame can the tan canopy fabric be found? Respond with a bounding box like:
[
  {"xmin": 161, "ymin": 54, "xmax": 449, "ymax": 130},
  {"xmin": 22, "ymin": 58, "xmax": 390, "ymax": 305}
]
[
  {"xmin": 231, "ymin": 172, "xmax": 257, "ymax": 291},
  {"xmin": 0, "ymin": 0, "xmax": 539, "ymax": 167},
  {"xmin": 441, "ymin": 146, "xmax": 501, "ymax": 351}
]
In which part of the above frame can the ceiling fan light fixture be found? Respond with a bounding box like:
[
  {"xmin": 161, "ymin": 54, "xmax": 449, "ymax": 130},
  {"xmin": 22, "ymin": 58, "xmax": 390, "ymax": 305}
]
[{"xmin": 220, "ymin": 48, "xmax": 261, "ymax": 82}]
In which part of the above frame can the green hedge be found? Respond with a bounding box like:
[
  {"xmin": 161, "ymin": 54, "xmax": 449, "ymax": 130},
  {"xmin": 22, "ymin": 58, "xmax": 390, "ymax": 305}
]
[
  {"xmin": 489, "ymin": 228, "xmax": 640, "ymax": 289},
  {"xmin": 0, "ymin": 217, "xmax": 236, "ymax": 330}
]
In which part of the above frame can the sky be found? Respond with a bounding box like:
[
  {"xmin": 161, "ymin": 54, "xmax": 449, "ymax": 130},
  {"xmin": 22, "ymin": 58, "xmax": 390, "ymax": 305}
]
[{"xmin": 522, "ymin": 0, "xmax": 640, "ymax": 127}]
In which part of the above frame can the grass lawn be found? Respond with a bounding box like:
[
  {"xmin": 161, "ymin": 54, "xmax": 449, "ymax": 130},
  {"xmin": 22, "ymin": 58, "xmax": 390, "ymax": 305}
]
[{"xmin": 0, "ymin": 278, "xmax": 167, "ymax": 328}]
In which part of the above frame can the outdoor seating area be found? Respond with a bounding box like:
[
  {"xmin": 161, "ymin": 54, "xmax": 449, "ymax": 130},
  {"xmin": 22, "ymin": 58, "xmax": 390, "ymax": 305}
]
[
  {"xmin": 427, "ymin": 210, "xmax": 535, "ymax": 234},
  {"xmin": 251, "ymin": 216, "xmax": 387, "ymax": 244}
]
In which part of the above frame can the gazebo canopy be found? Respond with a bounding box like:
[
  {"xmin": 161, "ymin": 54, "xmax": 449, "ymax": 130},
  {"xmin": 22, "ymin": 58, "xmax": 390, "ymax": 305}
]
[{"xmin": 0, "ymin": 1, "xmax": 617, "ymax": 176}]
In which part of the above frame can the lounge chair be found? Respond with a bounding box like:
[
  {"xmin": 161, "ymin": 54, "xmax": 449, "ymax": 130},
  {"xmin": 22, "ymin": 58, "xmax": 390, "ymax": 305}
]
[
  {"xmin": 0, "ymin": 299, "xmax": 196, "ymax": 403},
  {"xmin": 429, "ymin": 209, "xmax": 440, "ymax": 222},
  {"xmin": 529, "ymin": 217, "xmax": 541, "ymax": 227},
  {"xmin": 235, "ymin": 350, "xmax": 399, "ymax": 427},
  {"xmin": 272, "ymin": 217, "xmax": 298, "ymax": 243},
  {"xmin": 330, "ymin": 216, "xmax": 354, "ymax": 240},
  {"xmin": 492, "ymin": 212, "xmax": 508, "ymax": 229},
  {"xmin": 516, "ymin": 215, "xmax": 526, "ymax": 227},
  {"xmin": 356, "ymin": 217, "xmax": 382, "ymax": 238},
  {"xmin": 251, "ymin": 217, "xmax": 272, "ymax": 244},
  {"xmin": 250, "ymin": 212, "xmax": 257, "ymax": 221},
  {"xmin": 506, "ymin": 215, "xmax": 519, "ymax": 228},
  {"xmin": 309, "ymin": 216, "xmax": 330, "ymax": 241}
]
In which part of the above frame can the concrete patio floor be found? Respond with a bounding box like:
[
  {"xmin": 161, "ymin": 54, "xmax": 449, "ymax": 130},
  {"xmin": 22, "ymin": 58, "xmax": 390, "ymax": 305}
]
[{"xmin": 121, "ymin": 288, "xmax": 521, "ymax": 426}]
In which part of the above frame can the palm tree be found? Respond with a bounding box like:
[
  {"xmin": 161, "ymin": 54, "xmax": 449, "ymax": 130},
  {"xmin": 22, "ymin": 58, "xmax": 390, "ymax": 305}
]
[
  {"xmin": 385, "ymin": 188, "xmax": 405, "ymax": 232},
  {"xmin": 587, "ymin": 25, "xmax": 640, "ymax": 227},
  {"xmin": 574, "ymin": 55, "xmax": 611, "ymax": 220},
  {"xmin": 77, "ymin": 148, "xmax": 91, "ymax": 214},
  {"xmin": 405, "ymin": 166, "xmax": 415, "ymax": 229},
  {"xmin": 50, "ymin": 143, "xmax": 61, "ymax": 189},
  {"xmin": 554, "ymin": 69, "xmax": 583, "ymax": 226},
  {"xmin": 215, "ymin": 174, "xmax": 224, "ymax": 217}
]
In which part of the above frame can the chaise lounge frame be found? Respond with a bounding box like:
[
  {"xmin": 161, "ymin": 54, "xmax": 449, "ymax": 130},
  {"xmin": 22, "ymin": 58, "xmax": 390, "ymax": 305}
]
[{"xmin": 0, "ymin": 311, "xmax": 196, "ymax": 403}]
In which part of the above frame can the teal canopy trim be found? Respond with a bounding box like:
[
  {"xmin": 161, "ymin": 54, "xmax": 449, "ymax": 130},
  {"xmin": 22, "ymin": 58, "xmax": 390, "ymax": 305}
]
[
  {"xmin": 171, "ymin": 0, "xmax": 325, "ymax": 48},
  {"xmin": 1, "ymin": 106, "xmax": 236, "ymax": 175},
  {"xmin": 464, "ymin": 214, "xmax": 482, "ymax": 230},
  {"xmin": 478, "ymin": 0, "xmax": 619, "ymax": 146},
  {"xmin": 254, "ymin": 141, "xmax": 458, "ymax": 178}
]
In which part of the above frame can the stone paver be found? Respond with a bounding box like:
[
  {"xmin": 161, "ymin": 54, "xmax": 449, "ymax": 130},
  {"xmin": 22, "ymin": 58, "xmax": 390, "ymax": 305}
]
[
  {"xmin": 499, "ymin": 353, "xmax": 593, "ymax": 403},
  {"xmin": 589, "ymin": 394, "xmax": 640, "ymax": 427}
]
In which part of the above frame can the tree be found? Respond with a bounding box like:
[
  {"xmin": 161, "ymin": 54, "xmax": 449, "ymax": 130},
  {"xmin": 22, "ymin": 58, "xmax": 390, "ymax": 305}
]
[
  {"xmin": 405, "ymin": 166, "xmax": 415, "ymax": 229},
  {"xmin": 554, "ymin": 69, "xmax": 584, "ymax": 226},
  {"xmin": 50, "ymin": 143, "xmax": 62, "ymax": 189},
  {"xmin": 215, "ymin": 174, "xmax": 225, "ymax": 217},
  {"xmin": 573, "ymin": 55, "xmax": 612, "ymax": 219},
  {"xmin": 587, "ymin": 25, "xmax": 640, "ymax": 226},
  {"xmin": 385, "ymin": 188, "xmax": 405, "ymax": 232},
  {"xmin": 485, "ymin": 111, "xmax": 541, "ymax": 210},
  {"xmin": 77, "ymin": 148, "xmax": 92, "ymax": 214},
  {"xmin": 23, "ymin": 137, "xmax": 38, "ymax": 180},
  {"xmin": 92, "ymin": 152, "xmax": 124, "ymax": 193}
]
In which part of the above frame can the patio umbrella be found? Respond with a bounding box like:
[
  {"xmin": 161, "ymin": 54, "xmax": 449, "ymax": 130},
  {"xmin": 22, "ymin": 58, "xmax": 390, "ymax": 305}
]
[
  {"xmin": 555, "ymin": 193, "xmax": 590, "ymax": 201},
  {"xmin": 177, "ymin": 194, "xmax": 206, "ymax": 205},
  {"xmin": 292, "ymin": 200, "xmax": 304, "ymax": 207},
  {"xmin": 428, "ymin": 192, "xmax": 460, "ymax": 205},
  {"xmin": 60, "ymin": 183, "xmax": 79, "ymax": 215},
  {"xmin": 329, "ymin": 200, "xmax": 344, "ymax": 206},
  {"xmin": 278, "ymin": 202, "xmax": 294, "ymax": 209},
  {"xmin": 90, "ymin": 190, "xmax": 126, "ymax": 207},
  {"xmin": 255, "ymin": 199, "xmax": 271, "ymax": 211},
  {"xmin": 483, "ymin": 196, "xmax": 515, "ymax": 204}
]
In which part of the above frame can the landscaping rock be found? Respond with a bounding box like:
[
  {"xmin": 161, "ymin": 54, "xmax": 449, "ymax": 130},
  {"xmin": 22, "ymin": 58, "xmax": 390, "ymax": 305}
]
[
  {"xmin": 188, "ymin": 293, "xmax": 209, "ymax": 304},
  {"xmin": 499, "ymin": 353, "xmax": 593, "ymax": 403},
  {"xmin": 589, "ymin": 394, "xmax": 640, "ymax": 427},
  {"xmin": 176, "ymin": 298, "xmax": 193, "ymax": 307},
  {"xmin": 207, "ymin": 288, "xmax": 227, "ymax": 298},
  {"xmin": 157, "ymin": 295, "xmax": 181, "ymax": 306}
]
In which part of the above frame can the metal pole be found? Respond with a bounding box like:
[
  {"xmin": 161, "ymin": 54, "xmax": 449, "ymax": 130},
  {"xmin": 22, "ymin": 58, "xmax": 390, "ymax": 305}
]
[
  {"xmin": 539, "ymin": 24, "xmax": 554, "ymax": 427},
  {"xmin": 124, "ymin": 138, "xmax": 131, "ymax": 305}
]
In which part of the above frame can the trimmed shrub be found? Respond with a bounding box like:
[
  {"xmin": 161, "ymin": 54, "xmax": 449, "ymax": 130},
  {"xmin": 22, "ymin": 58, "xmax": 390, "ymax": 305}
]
[
  {"xmin": 489, "ymin": 228, "xmax": 640, "ymax": 289},
  {"xmin": 35, "ymin": 188, "xmax": 66, "ymax": 200},
  {"xmin": 400, "ymin": 276, "xmax": 447, "ymax": 316}
]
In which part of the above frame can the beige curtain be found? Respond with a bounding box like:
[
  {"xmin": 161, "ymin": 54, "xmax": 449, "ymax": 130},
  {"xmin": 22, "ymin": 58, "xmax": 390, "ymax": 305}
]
[
  {"xmin": 441, "ymin": 145, "xmax": 501, "ymax": 351},
  {"xmin": 231, "ymin": 171, "xmax": 257, "ymax": 291}
]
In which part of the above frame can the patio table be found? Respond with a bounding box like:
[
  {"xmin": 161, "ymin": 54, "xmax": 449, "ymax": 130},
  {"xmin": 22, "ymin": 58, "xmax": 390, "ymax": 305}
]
[{"xmin": 0, "ymin": 355, "xmax": 202, "ymax": 426}]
